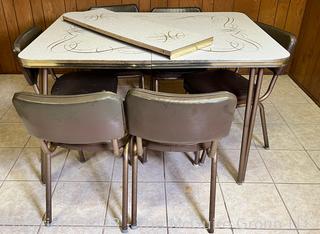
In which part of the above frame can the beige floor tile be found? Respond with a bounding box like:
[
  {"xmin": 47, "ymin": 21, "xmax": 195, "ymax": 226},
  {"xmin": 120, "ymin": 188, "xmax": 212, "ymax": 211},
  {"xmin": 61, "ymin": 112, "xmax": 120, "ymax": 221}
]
[
  {"xmin": 112, "ymin": 150, "xmax": 164, "ymax": 182},
  {"xmin": 218, "ymin": 149, "xmax": 272, "ymax": 183},
  {"xmin": 268, "ymin": 82, "xmax": 310, "ymax": 104},
  {"xmin": 39, "ymin": 226, "xmax": 103, "ymax": 234},
  {"xmin": 169, "ymin": 228, "xmax": 232, "ymax": 233},
  {"xmin": 0, "ymin": 106, "xmax": 22, "ymax": 123},
  {"xmin": 0, "ymin": 75, "xmax": 27, "ymax": 97},
  {"xmin": 274, "ymin": 103, "xmax": 320, "ymax": 125},
  {"xmin": 104, "ymin": 227, "xmax": 167, "ymax": 234},
  {"xmin": 277, "ymin": 184, "xmax": 320, "ymax": 229},
  {"xmin": 298, "ymin": 231, "xmax": 320, "ymax": 234},
  {"xmin": 165, "ymin": 152, "xmax": 212, "ymax": 182},
  {"xmin": 106, "ymin": 182, "xmax": 167, "ymax": 227},
  {"xmin": 307, "ymin": 151, "xmax": 320, "ymax": 168},
  {"xmin": 26, "ymin": 136, "xmax": 40, "ymax": 147},
  {"xmin": 0, "ymin": 103, "xmax": 11, "ymax": 121},
  {"xmin": 7, "ymin": 147, "xmax": 67, "ymax": 181},
  {"xmin": 233, "ymin": 230, "xmax": 297, "ymax": 234},
  {"xmin": 220, "ymin": 124, "xmax": 256, "ymax": 150},
  {"xmin": 0, "ymin": 148, "xmax": 21, "ymax": 180},
  {"xmin": 59, "ymin": 150, "xmax": 114, "ymax": 182},
  {"xmin": 233, "ymin": 109, "xmax": 243, "ymax": 124},
  {"xmin": 290, "ymin": 125, "xmax": 320, "ymax": 150},
  {"xmin": 0, "ymin": 123, "xmax": 30, "ymax": 147},
  {"xmin": 166, "ymin": 183, "xmax": 230, "ymax": 228},
  {"xmin": 253, "ymin": 124, "xmax": 303, "ymax": 150},
  {"xmin": 238, "ymin": 103, "xmax": 286, "ymax": 125},
  {"xmin": 260, "ymin": 150, "xmax": 320, "ymax": 183},
  {"xmin": 52, "ymin": 182, "xmax": 109, "ymax": 225},
  {"xmin": 0, "ymin": 226, "xmax": 39, "ymax": 234},
  {"xmin": 0, "ymin": 181, "xmax": 46, "ymax": 225},
  {"xmin": 221, "ymin": 183, "xmax": 294, "ymax": 229},
  {"xmin": 107, "ymin": 227, "xmax": 167, "ymax": 233}
]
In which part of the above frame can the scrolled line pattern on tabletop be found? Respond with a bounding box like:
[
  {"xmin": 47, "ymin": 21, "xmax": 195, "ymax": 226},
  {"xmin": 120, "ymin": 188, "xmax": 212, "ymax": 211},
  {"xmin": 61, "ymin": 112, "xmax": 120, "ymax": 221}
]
[
  {"xmin": 47, "ymin": 26, "xmax": 146, "ymax": 54},
  {"xmin": 84, "ymin": 13, "xmax": 114, "ymax": 21},
  {"xmin": 201, "ymin": 16, "xmax": 262, "ymax": 53},
  {"xmin": 149, "ymin": 31, "xmax": 186, "ymax": 43}
]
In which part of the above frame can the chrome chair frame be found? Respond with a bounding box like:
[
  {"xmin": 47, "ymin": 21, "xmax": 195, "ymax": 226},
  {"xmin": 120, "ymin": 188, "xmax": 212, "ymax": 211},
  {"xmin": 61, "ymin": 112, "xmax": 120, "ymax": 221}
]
[
  {"xmin": 238, "ymin": 22, "xmax": 297, "ymax": 149},
  {"xmin": 184, "ymin": 22, "xmax": 297, "ymax": 155},
  {"xmin": 125, "ymin": 89, "xmax": 236, "ymax": 233},
  {"xmin": 13, "ymin": 92, "xmax": 129, "ymax": 232}
]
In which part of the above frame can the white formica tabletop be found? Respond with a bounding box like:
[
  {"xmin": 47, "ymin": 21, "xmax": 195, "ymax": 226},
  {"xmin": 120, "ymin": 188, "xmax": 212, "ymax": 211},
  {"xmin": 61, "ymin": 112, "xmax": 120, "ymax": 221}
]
[{"xmin": 19, "ymin": 12, "xmax": 290, "ymax": 69}]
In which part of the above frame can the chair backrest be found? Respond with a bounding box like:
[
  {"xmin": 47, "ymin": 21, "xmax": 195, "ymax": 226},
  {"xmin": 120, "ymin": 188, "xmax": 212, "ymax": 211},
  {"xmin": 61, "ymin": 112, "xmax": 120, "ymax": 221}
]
[
  {"xmin": 89, "ymin": 4, "xmax": 139, "ymax": 12},
  {"xmin": 13, "ymin": 91, "xmax": 126, "ymax": 144},
  {"xmin": 151, "ymin": 7, "xmax": 201, "ymax": 12},
  {"xmin": 257, "ymin": 22, "xmax": 297, "ymax": 75},
  {"xmin": 13, "ymin": 26, "xmax": 42, "ymax": 86},
  {"xmin": 125, "ymin": 89, "xmax": 236, "ymax": 145}
]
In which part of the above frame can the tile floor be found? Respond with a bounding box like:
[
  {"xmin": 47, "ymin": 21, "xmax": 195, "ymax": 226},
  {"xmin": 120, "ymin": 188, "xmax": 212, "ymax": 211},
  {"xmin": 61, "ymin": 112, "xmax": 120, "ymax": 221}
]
[{"xmin": 0, "ymin": 74, "xmax": 319, "ymax": 234}]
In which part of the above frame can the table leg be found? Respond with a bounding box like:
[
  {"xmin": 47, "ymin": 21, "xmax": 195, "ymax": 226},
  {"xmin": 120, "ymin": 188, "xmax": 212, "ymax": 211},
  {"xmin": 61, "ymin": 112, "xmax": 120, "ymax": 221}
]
[
  {"xmin": 237, "ymin": 68, "xmax": 264, "ymax": 184},
  {"xmin": 38, "ymin": 68, "xmax": 49, "ymax": 177},
  {"xmin": 39, "ymin": 68, "xmax": 48, "ymax": 95}
]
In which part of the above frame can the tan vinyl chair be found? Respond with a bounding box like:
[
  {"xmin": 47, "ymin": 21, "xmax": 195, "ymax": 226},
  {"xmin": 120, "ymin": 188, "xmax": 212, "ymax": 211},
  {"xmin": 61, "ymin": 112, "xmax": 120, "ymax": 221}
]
[
  {"xmin": 125, "ymin": 89, "xmax": 237, "ymax": 233},
  {"xmin": 88, "ymin": 4, "xmax": 145, "ymax": 89},
  {"xmin": 183, "ymin": 22, "xmax": 297, "ymax": 150},
  {"xmin": 151, "ymin": 6, "xmax": 201, "ymax": 13},
  {"xmin": 150, "ymin": 7, "xmax": 202, "ymax": 92},
  {"xmin": 13, "ymin": 27, "xmax": 118, "ymax": 96},
  {"xmin": 13, "ymin": 26, "xmax": 119, "ymax": 163},
  {"xmin": 12, "ymin": 91, "xmax": 129, "ymax": 232},
  {"xmin": 89, "ymin": 4, "xmax": 139, "ymax": 12}
]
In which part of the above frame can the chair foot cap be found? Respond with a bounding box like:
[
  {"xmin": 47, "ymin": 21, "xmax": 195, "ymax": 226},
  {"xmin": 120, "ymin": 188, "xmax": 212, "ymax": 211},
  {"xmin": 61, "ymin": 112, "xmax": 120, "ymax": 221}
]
[
  {"xmin": 130, "ymin": 224, "xmax": 138, "ymax": 230},
  {"xmin": 121, "ymin": 228, "xmax": 128, "ymax": 233},
  {"xmin": 44, "ymin": 219, "xmax": 52, "ymax": 226}
]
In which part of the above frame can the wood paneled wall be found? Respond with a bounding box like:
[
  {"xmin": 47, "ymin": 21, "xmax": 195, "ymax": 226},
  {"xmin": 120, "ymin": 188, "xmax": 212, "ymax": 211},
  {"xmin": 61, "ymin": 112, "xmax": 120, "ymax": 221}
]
[
  {"xmin": 289, "ymin": 0, "xmax": 320, "ymax": 106},
  {"xmin": 0, "ymin": 0, "xmax": 307, "ymax": 73}
]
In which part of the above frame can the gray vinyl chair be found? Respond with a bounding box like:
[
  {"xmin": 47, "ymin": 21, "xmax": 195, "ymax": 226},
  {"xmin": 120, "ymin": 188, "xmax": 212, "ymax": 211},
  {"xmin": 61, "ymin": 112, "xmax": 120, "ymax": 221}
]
[
  {"xmin": 150, "ymin": 7, "xmax": 202, "ymax": 92},
  {"xmin": 151, "ymin": 7, "xmax": 201, "ymax": 13},
  {"xmin": 89, "ymin": 4, "xmax": 145, "ymax": 89},
  {"xmin": 13, "ymin": 26, "xmax": 118, "ymax": 95},
  {"xmin": 13, "ymin": 26, "xmax": 118, "ymax": 163},
  {"xmin": 183, "ymin": 22, "xmax": 297, "ymax": 149},
  {"xmin": 125, "ymin": 89, "xmax": 236, "ymax": 233},
  {"xmin": 89, "ymin": 4, "xmax": 139, "ymax": 12},
  {"xmin": 12, "ymin": 91, "xmax": 129, "ymax": 232}
]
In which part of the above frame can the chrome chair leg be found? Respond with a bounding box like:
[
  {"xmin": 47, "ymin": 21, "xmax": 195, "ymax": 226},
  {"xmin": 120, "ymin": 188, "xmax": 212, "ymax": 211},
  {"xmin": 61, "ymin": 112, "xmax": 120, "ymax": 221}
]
[
  {"xmin": 199, "ymin": 150, "xmax": 207, "ymax": 165},
  {"xmin": 122, "ymin": 143, "xmax": 129, "ymax": 233},
  {"xmin": 131, "ymin": 147, "xmax": 138, "ymax": 229},
  {"xmin": 41, "ymin": 149, "xmax": 46, "ymax": 184},
  {"xmin": 208, "ymin": 141, "xmax": 218, "ymax": 233},
  {"xmin": 139, "ymin": 75, "xmax": 145, "ymax": 89},
  {"xmin": 258, "ymin": 102, "xmax": 269, "ymax": 149},
  {"xmin": 79, "ymin": 151, "xmax": 86, "ymax": 163},
  {"xmin": 139, "ymin": 148, "xmax": 148, "ymax": 164},
  {"xmin": 194, "ymin": 150, "xmax": 201, "ymax": 165},
  {"xmin": 44, "ymin": 151, "xmax": 52, "ymax": 225},
  {"xmin": 155, "ymin": 79, "xmax": 159, "ymax": 92},
  {"xmin": 48, "ymin": 69, "xmax": 58, "ymax": 80}
]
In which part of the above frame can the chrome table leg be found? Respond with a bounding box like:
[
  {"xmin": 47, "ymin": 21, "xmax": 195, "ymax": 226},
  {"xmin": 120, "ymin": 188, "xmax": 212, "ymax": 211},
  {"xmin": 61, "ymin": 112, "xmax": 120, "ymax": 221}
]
[{"xmin": 237, "ymin": 68, "xmax": 264, "ymax": 184}]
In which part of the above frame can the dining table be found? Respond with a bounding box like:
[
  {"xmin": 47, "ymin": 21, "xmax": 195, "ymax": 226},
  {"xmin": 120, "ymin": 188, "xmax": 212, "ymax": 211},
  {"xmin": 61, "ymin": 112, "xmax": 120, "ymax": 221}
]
[{"xmin": 18, "ymin": 11, "xmax": 290, "ymax": 184}]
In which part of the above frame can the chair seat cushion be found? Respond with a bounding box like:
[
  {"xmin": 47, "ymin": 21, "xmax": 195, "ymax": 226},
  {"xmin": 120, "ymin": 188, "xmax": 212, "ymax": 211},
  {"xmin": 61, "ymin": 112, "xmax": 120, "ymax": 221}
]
[
  {"xmin": 183, "ymin": 69, "xmax": 249, "ymax": 104},
  {"xmin": 152, "ymin": 69, "xmax": 205, "ymax": 80},
  {"xmin": 51, "ymin": 71, "xmax": 118, "ymax": 95}
]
